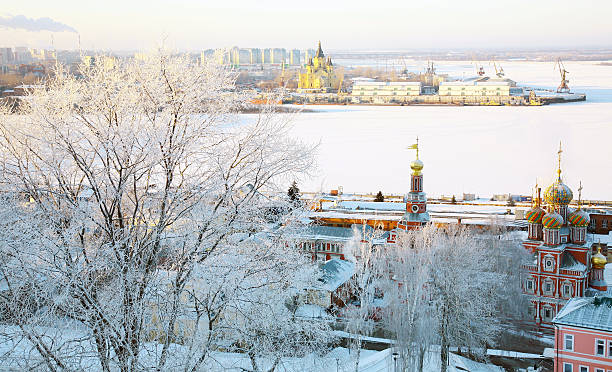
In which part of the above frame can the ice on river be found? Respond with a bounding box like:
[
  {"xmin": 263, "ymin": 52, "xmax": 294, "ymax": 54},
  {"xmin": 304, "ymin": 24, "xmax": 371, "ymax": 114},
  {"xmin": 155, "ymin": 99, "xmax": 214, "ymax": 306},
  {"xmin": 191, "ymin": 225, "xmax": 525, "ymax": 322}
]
[{"xmin": 255, "ymin": 60, "xmax": 612, "ymax": 200}]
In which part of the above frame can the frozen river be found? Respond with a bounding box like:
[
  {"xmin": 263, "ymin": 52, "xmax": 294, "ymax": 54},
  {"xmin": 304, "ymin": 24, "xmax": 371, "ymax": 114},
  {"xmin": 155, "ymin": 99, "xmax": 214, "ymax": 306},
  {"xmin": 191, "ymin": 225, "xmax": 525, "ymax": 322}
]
[{"xmin": 271, "ymin": 61, "xmax": 612, "ymax": 200}]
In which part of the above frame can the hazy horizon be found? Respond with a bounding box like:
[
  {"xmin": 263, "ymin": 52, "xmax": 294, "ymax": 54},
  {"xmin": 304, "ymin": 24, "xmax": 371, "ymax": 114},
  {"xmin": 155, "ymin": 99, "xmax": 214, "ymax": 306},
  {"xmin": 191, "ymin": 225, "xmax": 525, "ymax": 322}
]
[{"xmin": 2, "ymin": 0, "xmax": 612, "ymax": 51}]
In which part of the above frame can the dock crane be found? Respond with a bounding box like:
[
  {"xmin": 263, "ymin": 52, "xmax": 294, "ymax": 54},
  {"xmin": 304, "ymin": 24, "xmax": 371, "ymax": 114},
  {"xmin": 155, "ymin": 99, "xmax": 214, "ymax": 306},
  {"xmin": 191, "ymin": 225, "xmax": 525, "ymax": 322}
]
[
  {"xmin": 472, "ymin": 55, "xmax": 485, "ymax": 76},
  {"xmin": 400, "ymin": 56, "xmax": 409, "ymax": 75},
  {"xmin": 491, "ymin": 60, "xmax": 505, "ymax": 78},
  {"xmin": 555, "ymin": 58, "xmax": 570, "ymax": 93},
  {"xmin": 337, "ymin": 75, "xmax": 344, "ymax": 95}
]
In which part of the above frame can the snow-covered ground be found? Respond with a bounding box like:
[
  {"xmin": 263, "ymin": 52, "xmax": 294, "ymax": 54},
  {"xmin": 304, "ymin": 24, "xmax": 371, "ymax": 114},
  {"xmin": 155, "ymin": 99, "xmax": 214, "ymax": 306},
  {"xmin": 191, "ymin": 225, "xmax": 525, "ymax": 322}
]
[
  {"xmin": 245, "ymin": 60, "xmax": 612, "ymax": 200},
  {"xmin": 0, "ymin": 328, "xmax": 504, "ymax": 372},
  {"xmin": 195, "ymin": 347, "xmax": 504, "ymax": 372}
]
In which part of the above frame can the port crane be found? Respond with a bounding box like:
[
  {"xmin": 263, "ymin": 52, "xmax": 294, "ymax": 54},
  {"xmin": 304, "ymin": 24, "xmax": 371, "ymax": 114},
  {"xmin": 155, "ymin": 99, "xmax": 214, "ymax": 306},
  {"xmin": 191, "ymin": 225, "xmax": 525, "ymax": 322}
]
[
  {"xmin": 555, "ymin": 58, "xmax": 570, "ymax": 93},
  {"xmin": 491, "ymin": 60, "xmax": 505, "ymax": 78},
  {"xmin": 472, "ymin": 56, "xmax": 485, "ymax": 76},
  {"xmin": 425, "ymin": 60, "xmax": 435, "ymax": 75},
  {"xmin": 399, "ymin": 56, "xmax": 409, "ymax": 75},
  {"xmin": 337, "ymin": 75, "xmax": 344, "ymax": 95}
]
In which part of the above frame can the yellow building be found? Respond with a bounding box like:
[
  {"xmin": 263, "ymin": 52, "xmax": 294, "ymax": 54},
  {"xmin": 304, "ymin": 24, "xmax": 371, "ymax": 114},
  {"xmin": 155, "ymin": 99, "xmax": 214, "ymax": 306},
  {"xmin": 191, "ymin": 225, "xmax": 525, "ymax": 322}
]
[{"xmin": 298, "ymin": 42, "xmax": 339, "ymax": 92}]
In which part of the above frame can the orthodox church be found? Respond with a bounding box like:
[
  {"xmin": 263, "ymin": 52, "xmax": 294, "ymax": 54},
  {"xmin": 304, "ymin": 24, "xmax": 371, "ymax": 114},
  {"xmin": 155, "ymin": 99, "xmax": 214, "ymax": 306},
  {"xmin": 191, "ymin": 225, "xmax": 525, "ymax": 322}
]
[
  {"xmin": 298, "ymin": 41, "xmax": 340, "ymax": 92},
  {"xmin": 522, "ymin": 144, "xmax": 606, "ymax": 331}
]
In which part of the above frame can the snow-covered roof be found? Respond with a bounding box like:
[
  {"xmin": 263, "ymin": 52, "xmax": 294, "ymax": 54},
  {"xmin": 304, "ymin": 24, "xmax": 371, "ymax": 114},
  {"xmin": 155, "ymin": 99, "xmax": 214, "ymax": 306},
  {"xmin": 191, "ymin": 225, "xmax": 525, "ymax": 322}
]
[
  {"xmin": 298, "ymin": 225, "xmax": 358, "ymax": 241},
  {"xmin": 318, "ymin": 258, "xmax": 355, "ymax": 292},
  {"xmin": 560, "ymin": 251, "xmax": 587, "ymax": 272},
  {"xmin": 353, "ymin": 81, "xmax": 422, "ymax": 86},
  {"xmin": 553, "ymin": 297, "xmax": 612, "ymax": 331}
]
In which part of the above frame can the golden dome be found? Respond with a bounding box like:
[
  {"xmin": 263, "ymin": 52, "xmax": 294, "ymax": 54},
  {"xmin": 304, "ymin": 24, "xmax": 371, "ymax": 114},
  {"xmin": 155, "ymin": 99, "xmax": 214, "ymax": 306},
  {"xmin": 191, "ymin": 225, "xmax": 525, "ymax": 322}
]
[
  {"xmin": 410, "ymin": 159, "xmax": 423, "ymax": 175},
  {"xmin": 592, "ymin": 246, "xmax": 607, "ymax": 269}
]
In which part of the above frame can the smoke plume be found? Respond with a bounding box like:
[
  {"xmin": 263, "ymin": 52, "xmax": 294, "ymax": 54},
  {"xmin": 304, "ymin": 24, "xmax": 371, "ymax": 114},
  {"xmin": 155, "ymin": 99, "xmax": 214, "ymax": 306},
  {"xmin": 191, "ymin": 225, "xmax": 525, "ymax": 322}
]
[{"xmin": 0, "ymin": 15, "xmax": 77, "ymax": 33}]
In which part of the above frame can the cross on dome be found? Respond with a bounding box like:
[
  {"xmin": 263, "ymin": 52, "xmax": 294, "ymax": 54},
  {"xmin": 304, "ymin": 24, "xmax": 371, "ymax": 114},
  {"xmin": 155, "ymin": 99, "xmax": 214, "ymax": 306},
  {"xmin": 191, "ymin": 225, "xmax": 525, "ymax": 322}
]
[{"xmin": 557, "ymin": 141, "xmax": 563, "ymax": 180}]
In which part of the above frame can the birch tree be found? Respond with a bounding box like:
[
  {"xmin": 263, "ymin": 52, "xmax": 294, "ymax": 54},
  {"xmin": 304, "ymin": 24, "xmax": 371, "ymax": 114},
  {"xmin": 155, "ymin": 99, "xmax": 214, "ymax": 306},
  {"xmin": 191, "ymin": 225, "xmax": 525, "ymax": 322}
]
[{"xmin": 0, "ymin": 50, "xmax": 316, "ymax": 371}]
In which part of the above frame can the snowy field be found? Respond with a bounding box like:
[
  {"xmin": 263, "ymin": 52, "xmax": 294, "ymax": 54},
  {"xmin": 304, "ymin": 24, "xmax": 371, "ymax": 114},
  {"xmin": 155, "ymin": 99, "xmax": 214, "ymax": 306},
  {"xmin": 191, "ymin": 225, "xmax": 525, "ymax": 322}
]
[{"xmin": 253, "ymin": 60, "xmax": 612, "ymax": 200}]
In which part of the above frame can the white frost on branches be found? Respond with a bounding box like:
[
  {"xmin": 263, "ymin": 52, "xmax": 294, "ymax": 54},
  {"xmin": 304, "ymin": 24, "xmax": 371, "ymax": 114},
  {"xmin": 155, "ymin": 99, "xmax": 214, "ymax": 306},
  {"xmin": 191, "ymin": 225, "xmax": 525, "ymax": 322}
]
[{"xmin": 0, "ymin": 49, "xmax": 325, "ymax": 371}]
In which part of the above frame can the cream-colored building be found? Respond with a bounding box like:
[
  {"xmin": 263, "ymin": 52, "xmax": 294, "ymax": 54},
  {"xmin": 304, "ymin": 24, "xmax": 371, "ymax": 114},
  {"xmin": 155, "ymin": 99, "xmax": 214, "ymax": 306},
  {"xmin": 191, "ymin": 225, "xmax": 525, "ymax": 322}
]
[
  {"xmin": 439, "ymin": 77, "xmax": 515, "ymax": 97},
  {"xmin": 351, "ymin": 81, "xmax": 422, "ymax": 97}
]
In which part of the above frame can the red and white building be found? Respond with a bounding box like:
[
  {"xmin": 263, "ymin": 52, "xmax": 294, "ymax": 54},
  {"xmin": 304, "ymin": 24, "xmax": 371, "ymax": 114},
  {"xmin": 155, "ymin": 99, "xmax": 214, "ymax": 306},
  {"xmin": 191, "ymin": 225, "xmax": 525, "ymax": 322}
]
[
  {"xmin": 522, "ymin": 145, "xmax": 607, "ymax": 331},
  {"xmin": 552, "ymin": 296, "xmax": 612, "ymax": 372}
]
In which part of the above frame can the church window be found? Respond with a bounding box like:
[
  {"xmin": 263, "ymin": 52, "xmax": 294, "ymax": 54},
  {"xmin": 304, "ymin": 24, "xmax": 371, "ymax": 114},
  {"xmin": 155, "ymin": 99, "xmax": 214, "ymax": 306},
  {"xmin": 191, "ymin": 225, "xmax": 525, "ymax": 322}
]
[
  {"xmin": 527, "ymin": 304, "xmax": 535, "ymax": 316},
  {"xmin": 526, "ymin": 279, "xmax": 534, "ymax": 291},
  {"xmin": 563, "ymin": 364, "xmax": 572, "ymax": 372},
  {"xmin": 543, "ymin": 279, "xmax": 554, "ymax": 295},
  {"xmin": 608, "ymin": 340, "xmax": 612, "ymax": 357},
  {"xmin": 562, "ymin": 283, "xmax": 572, "ymax": 297},
  {"xmin": 604, "ymin": 220, "xmax": 608, "ymax": 229},
  {"xmin": 543, "ymin": 306, "xmax": 553, "ymax": 320}
]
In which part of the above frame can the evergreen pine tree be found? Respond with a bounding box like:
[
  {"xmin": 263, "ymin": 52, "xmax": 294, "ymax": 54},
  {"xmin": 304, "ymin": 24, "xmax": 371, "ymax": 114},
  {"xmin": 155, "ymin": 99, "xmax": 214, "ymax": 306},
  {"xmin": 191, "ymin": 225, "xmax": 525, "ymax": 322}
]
[
  {"xmin": 374, "ymin": 191, "xmax": 384, "ymax": 202},
  {"xmin": 287, "ymin": 181, "xmax": 300, "ymax": 203}
]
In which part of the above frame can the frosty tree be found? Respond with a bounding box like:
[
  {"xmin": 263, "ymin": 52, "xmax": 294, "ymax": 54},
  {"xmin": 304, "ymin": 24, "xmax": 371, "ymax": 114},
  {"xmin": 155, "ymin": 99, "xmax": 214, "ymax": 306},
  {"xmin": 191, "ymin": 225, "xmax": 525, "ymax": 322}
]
[
  {"xmin": 342, "ymin": 226, "xmax": 386, "ymax": 372},
  {"xmin": 0, "ymin": 50, "xmax": 318, "ymax": 371},
  {"xmin": 381, "ymin": 224, "xmax": 528, "ymax": 372}
]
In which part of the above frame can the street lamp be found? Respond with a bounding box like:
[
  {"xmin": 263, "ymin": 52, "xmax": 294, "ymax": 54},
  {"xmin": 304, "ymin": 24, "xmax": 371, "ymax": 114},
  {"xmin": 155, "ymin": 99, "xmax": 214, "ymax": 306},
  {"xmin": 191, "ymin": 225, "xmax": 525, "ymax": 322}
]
[{"xmin": 392, "ymin": 351, "xmax": 399, "ymax": 372}]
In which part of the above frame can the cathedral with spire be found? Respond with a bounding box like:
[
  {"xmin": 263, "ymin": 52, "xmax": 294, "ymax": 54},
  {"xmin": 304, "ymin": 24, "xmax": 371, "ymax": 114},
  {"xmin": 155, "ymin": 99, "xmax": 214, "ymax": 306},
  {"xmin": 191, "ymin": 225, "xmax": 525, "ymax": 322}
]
[
  {"xmin": 298, "ymin": 41, "xmax": 340, "ymax": 92},
  {"xmin": 523, "ymin": 143, "xmax": 607, "ymax": 331}
]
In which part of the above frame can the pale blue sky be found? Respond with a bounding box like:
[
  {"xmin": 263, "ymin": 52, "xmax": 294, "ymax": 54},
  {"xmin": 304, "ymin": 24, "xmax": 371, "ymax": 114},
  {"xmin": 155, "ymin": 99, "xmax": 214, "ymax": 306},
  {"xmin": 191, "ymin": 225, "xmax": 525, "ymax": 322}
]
[{"xmin": 1, "ymin": 0, "xmax": 611, "ymax": 50}]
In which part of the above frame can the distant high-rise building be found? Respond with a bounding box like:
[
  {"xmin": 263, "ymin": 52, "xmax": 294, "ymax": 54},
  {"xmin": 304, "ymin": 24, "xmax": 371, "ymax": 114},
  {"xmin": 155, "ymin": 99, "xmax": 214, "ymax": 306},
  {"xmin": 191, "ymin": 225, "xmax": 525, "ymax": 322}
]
[
  {"xmin": 249, "ymin": 48, "xmax": 262, "ymax": 64},
  {"xmin": 229, "ymin": 46, "xmax": 240, "ymax": 65},
  {"xmin": 271, "ymin": 48, "xmax": 286, "ymax": 64},
  {"xmin": 0, "ymin": 48, "xmax": 12, "ymax": 64},
  {"xmin": 199, "ymin": 49, "xmax": 215, "ymax": 65},
  {"xmin": 290, "ymin": 49, "xmax": 301, "ymax": 65},
  {"xmin": 82, "ymin": 55, "xmax": 116, "ymax": 70},
  {"xmin": 304, "ymin": 48, "xmax": 316, "ymax": 62},
  {"xmin": 214, "ymin": 48, "xmax": 230, "ymax": 64},
  {"xmin": 238, "ymin": 49, "xmax": 251, "ymax": 65},
  {"xmin": 13, "ymin": 47, "xmax": 30, "ymax": 63},
  {"xmin": 262, "ymin": 49, "xmax": 271, "ymax": 64}
]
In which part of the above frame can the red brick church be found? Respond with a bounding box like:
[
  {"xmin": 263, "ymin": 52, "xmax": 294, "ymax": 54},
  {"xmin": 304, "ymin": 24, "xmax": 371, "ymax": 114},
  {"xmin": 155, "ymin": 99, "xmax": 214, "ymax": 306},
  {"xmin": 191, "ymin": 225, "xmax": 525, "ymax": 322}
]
[{"xmin": 522, "ymin": 144, "xmax": 607, "ymax": 331}]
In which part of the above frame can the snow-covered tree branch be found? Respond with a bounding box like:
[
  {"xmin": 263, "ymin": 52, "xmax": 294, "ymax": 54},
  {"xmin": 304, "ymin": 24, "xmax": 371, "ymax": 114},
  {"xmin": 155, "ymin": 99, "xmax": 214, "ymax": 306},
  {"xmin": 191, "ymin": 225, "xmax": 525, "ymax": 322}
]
[{"xmin": 0, "ymin": 49, "xmax": 319, "ymax": 371}]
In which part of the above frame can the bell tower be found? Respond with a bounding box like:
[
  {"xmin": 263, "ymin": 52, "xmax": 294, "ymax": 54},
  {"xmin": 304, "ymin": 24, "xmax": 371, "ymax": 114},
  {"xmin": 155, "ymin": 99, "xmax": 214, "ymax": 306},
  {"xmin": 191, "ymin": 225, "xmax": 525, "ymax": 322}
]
[{"xmin": 398, "ymin": 138, "xmax": 430, "ymax": 230}]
